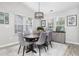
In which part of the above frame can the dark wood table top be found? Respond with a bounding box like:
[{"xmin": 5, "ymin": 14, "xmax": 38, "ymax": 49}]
[
  {"xmin": 24, "ymin": 33, "xmax": 39, "ymax": 42},
  {"xmin": 24, "ymin": 33, "xmax": 39, "ymax": 38}
]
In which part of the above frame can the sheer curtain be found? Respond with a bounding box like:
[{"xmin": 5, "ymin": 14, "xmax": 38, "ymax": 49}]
[{"xmin": 15, "ymin": 15, "xmax": 23, "ymax": 33}]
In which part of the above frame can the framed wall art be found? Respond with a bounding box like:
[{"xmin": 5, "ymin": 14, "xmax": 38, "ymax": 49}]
[
  {"xmin": 41, "ymin": 20, "xmax": 46, "ymax": 27},
  {"xmin": 67, "ymin": 15, "xmax": 77, "ymax": 26}
]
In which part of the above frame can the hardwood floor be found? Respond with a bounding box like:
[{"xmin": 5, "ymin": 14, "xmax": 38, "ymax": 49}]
[{"xmin": 0, "ymin": 42, "xmax": 68, "ymax": 56}]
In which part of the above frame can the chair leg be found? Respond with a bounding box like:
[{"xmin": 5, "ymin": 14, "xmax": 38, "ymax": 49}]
[
  {"xmin": 38, "ymin": 46, "xmax": 41, "ymax": 56},
  {"xmin": 18, "ymin": 45, "xmax": 21, "ymax": 54},
  {"xmin": 23, "ymin": 46, "xmax": 25, "ymax": 56},
  {"xmin": 46, "ymin": 42, "xmax": 49, "ymax": 50},
  {"xmin": 46, "ymin": 45, "xmax": 48, "ymax": 50},
  {"xmin": 49, "ymin": 41, "xmax": 52, "ymax": 48},
  {"xmin": 44, "ymin": 46, "xmax": 47, "ymax": 52}
]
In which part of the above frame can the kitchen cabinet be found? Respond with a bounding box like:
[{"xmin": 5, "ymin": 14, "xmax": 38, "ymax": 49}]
[{"xmin": 52, "ymin": 31, "xmax": 65, "ymax": 44}]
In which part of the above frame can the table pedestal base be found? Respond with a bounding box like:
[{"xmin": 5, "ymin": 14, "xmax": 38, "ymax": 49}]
[{"xmin": 26, "ymin": 44, "xmax": 37, "ymax": 53}]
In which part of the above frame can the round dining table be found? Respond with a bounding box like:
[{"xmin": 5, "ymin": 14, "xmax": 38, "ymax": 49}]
[{"xmin": 24, "ymin": 33, "xmax": 39, "ymax": 53}]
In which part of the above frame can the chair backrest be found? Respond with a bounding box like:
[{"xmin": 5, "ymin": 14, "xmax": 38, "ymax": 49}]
[
  {"xmin": 37, "ymin": 32, "xmax": 47, "ymax": 45},
  {"xmin": 18, "ymin": 33, "xmax": 25, "ymax": 45},
  {"xmin": 47, "ymin": 31, "xmax": 52, "ymax": 42}
]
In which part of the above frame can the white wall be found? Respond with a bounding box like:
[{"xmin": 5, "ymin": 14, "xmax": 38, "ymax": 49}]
[
  {"xmin": 0, "ymin": 2, "xmax": 79, "ymax": 47},
  {"xmin": 51, "ymin": 8, "xmax": 79, "ymax": 44},
  {"xmin": 33, "ymin": 7, "xmax": 79, "ymax": 44},
  {"xmin": 0, "ymin": 2, "xmax": 34, "ymax": 47}
]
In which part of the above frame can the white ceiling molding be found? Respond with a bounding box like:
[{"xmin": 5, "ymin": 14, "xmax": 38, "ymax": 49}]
[{"xmin": 23, "ymin": 2, "xmax": 79, "ymax": 14}]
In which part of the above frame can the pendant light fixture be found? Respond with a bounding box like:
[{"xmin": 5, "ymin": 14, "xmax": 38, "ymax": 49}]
[{"xmin": 34, "ymin": 2, "xmax": 44, "ymax": 19}]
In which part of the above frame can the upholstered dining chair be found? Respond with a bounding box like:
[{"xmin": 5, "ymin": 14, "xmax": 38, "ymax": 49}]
[
  {"xmin": 47, "ymin": 31, "xmax": 53, "ymax": 48},
  {"xmin": 35, "ymin": 32, "xmax": 47, "ymax": 56},
  {"xmin": 17, "ymin": 33, "xmax": 32, "ymax": 56}
]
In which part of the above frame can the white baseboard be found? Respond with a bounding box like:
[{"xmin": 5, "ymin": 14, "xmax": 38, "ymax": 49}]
[
  {"xmin": 66, "ymin": 41, "xmax": 79, "ymax": 45},
  {"xmin": 0, "ymin": 42, "xmax": 19, "ymax": 49},
  {"xmin": 0, "ymin": 41, "xmax": 79, "ymax": 49}
]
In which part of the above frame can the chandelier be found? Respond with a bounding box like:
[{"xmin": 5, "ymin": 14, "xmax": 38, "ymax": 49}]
[{"xmin": 34, "ymin": 2, "xmax": 44, "ymax": 19}]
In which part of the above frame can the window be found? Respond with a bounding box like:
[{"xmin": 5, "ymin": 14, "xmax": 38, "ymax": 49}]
[
  {"xmin": 56, "ymin": 17, "xmax": 65, "ymax": 32},
  {"xmin": 48, "ymin": 22, "xmax": 53, "ymax": 31},
  {"xmin": 15, "ymin": 15, "xmax": 23, "ymax": 33},
  {"xmin": 0, "ymin": 12, "xmax": 9, "ymax": 24},
  {"xmin": 5, "ymin": 13, "xmax": 9, "ymax": 24}
]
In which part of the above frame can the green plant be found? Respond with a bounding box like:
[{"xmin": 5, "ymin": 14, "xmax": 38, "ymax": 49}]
[{"xmin": 37, "ymin": 27, "xmax": 44, "ymax": 31}]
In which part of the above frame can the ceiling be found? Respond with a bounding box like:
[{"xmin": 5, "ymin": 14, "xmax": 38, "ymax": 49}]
[{"xmin": 23, "ymin": 2, "xmax": 79, "ymax": 14}]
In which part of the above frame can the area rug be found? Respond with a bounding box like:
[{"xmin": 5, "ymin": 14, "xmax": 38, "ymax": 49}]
[{"xmin": 64, "ymin": 44, "xmax": 79, "ymax": 56}]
